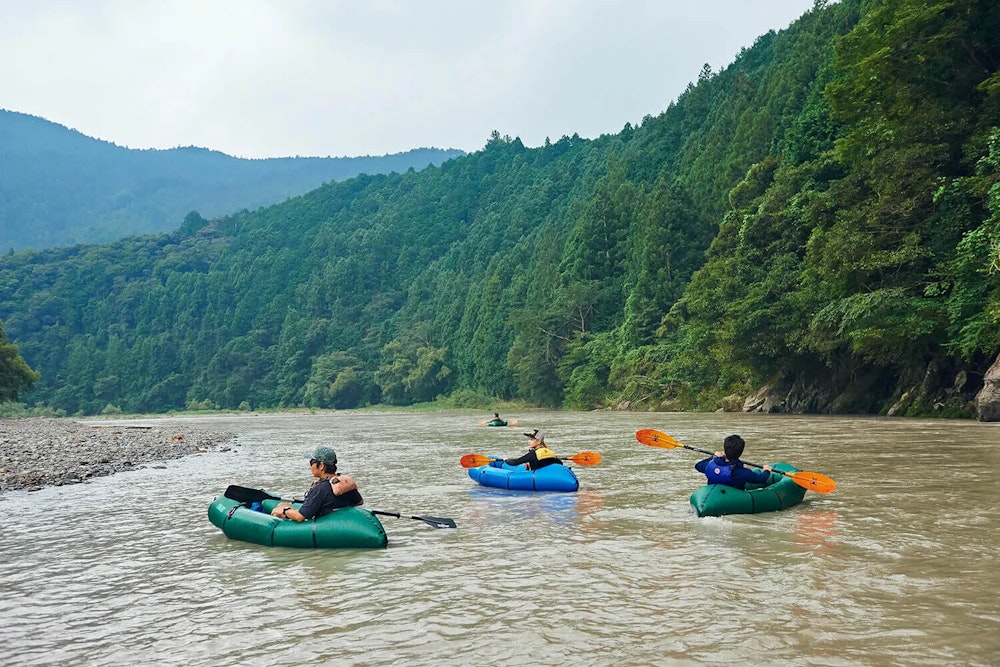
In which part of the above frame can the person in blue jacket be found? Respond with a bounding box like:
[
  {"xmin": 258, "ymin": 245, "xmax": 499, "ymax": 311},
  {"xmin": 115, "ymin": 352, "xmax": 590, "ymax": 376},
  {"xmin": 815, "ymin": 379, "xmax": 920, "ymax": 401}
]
[{"xmin": 694, "ymin": 435, "xmax": 772, "ymax": 489}]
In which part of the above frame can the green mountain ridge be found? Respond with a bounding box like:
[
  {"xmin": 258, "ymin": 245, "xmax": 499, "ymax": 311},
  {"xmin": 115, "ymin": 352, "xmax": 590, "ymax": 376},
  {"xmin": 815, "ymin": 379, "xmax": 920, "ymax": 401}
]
[
  {"xmin": 0, "ymin": 109, "xmax": 464, "ymax": 250},
  {"xmin": 2, "ymin": 0, "xmax": 998, "ymax": 419}
]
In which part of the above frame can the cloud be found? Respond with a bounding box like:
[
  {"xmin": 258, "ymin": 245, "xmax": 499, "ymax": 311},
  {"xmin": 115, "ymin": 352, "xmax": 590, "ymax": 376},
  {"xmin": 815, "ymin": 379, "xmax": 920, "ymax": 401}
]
[{"xmin": 0, "ymin": 0, "xmax": 817, "ymax": 158}]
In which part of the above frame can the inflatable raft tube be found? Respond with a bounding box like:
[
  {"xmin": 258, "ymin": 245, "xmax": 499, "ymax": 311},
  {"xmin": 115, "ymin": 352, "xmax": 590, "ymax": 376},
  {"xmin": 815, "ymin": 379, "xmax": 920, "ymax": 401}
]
[
  {"xmin": 208, "ymin": 496, "xmax": 388, "ymax": 548},
  {"xmin": 689, "ymin": 462, "xmax": 807, "ymax": 517},
  {"xmin": 467, "ymin": 458, "xmax": 579, "ymax": 492}
]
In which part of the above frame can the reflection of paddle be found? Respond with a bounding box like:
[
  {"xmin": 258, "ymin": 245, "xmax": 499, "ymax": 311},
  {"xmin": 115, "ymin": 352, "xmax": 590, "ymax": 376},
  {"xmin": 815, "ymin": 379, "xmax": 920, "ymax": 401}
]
[
  {"xmin": 223, "ymin": 485, "xmax": 457, "ymax": 528},
  {"xmin": 477, "ymin": 419, "xmax": 519, "ymax": 425},
  {"xmin": 634, "ymin": 429, "xmax": 836, "ymax": 494},
  {"xmin": 459, "ymin": 451, "xmax": 602, "ymax": 468}
]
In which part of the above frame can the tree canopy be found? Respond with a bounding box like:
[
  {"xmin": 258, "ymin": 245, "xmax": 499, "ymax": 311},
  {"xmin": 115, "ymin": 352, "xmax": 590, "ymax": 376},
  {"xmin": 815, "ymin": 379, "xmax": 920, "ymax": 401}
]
[{"xmin": 0, "ymin": 320, "xmax": 38, "ymax": 403}]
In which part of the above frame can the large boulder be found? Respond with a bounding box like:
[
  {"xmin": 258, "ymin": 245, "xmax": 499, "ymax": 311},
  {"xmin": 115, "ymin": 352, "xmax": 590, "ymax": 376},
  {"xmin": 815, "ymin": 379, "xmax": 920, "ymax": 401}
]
[{"xmin": 976, "ymin": 355, "xmax": 1000, "ymax": 422}]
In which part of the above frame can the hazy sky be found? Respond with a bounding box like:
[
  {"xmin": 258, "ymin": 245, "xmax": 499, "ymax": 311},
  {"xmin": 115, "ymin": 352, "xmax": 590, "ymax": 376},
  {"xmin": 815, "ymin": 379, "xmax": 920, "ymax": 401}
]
[{"xmin": 2, "ymin": 1, "xmax": 818, "ymax": 159}]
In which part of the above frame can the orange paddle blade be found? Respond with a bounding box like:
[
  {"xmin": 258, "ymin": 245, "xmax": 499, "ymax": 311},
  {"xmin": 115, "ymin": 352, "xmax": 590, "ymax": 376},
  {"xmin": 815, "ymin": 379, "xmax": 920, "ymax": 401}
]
[
  {"xmin": 566, "ymin": 451, "xmax": 602, "ymax": 466},
  {"xmin": 637, "ymin": 429, "xmax": 836, "ymax": 494},
  {"xmin": 460, "ymin": 453, "xmax": 492, "ymax": 468},
  {"xmin": 635, "ymin": 429, "xmax": 682, "ymax": 448},
  {"xmin": 461, "ymin": 451, "xmax": 600, "ymax": 468},
  {"xmin": 785, "ymin": 470, "xmax": 837, "ymax": 494}
]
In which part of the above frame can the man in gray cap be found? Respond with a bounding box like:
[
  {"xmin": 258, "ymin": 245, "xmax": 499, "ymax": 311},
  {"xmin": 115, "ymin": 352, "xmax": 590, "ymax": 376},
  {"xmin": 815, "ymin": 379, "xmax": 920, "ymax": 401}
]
[
  {"xmin": 271, "ymin": 445, "xmax": 364, "ymax": 521},
  {"xmin": 494, "ymin": 429, "xmax": 564, "ymax": 470}
]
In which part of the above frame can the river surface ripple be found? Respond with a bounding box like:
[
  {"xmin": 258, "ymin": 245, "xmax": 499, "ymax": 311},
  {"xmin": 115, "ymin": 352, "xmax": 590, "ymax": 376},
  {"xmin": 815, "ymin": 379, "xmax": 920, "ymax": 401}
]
[{"xmin": 1, "ymin": 411, "xmax": 997, "ymax": 666}]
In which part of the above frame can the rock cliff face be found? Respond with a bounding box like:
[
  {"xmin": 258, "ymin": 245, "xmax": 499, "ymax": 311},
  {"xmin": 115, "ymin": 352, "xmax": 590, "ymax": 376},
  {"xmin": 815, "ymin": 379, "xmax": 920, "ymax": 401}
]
[
  {"xmin": 738, "ymin": 357, "xmax": 988, "ymax": 418},
  {"xmin": 976, "ymin": 356, "xmax": 1000, "ymax": 422}
]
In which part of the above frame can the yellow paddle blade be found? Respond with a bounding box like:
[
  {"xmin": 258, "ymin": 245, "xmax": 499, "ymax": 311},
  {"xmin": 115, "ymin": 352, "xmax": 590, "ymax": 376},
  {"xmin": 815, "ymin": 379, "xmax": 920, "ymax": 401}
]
[
  {"xmin": 635, "ymin": 429, "xmax": 682, "ymax": 448},
  {"xmin": 786, "ymin": 470, "xmax": 837, "ymax": 494},
  {"xmin": 566, "ymin": 451, "xmax": 602, "ymax": 466},
  {"xmin": 460, "ymin": 453, "xmax": 492, "ymax": 468}
]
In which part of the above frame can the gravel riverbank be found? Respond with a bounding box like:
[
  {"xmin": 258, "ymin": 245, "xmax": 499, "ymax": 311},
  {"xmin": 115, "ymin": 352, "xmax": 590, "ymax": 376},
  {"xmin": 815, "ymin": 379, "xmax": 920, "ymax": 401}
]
[{"xmin": 0, "ymin": 417, "xmax": 236, "ymax": 494}]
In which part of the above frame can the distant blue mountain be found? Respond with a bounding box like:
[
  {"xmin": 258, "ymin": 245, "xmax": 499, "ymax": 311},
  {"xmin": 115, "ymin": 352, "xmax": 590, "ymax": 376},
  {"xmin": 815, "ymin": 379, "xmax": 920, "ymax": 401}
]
[{"xmin": 0, "ymin": 109, "xmax": 464, "ymax": 250}]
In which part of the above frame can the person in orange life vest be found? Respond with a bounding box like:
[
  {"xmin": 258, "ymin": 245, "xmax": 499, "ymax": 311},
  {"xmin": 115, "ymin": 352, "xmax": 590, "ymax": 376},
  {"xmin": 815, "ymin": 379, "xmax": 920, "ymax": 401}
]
[
  {"xmin": 271, "ymin": 446, "xmax": 363, "ymax": 522},
  {"xmin": 492, "ymin": 429, "xmax": 563, "ymax": 470},
  {"xmin": 694, "ymin": 434, "xmax": 772, "ymax": 490}
]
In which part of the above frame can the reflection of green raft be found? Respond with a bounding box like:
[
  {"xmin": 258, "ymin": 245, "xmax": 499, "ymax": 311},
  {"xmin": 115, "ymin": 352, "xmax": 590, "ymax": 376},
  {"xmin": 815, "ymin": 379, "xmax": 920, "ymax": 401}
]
[
  {"xmin": 690, "ymin": 462, "xmax": 807, "ymax": 517},
  {"xmin": 207, "ymin": 496, "xmax": 388, "ymax": 549}
]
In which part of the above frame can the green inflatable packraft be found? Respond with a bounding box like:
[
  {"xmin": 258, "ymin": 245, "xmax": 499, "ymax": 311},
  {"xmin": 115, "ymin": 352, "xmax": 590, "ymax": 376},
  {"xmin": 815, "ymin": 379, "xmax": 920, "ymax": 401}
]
[
  {"xmin": 208, "ymin": 496, "xmax": 388, "ymax": 549},
  {"xmin": 689, "ymin": 462, "xmax": 807, "ymax": 517}
]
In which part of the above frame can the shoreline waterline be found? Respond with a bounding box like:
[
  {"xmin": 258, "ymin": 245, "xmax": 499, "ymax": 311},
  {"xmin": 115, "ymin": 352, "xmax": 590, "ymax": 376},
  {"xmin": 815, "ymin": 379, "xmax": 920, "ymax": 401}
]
[{"xmin": 0, "ymin": 416, "xmax": 235, "ymax": 494}]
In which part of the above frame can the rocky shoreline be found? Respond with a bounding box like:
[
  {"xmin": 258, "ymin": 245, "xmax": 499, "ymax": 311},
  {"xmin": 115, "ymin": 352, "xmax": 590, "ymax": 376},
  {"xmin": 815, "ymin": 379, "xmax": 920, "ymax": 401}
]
[{"xmin": 0, "ymin": 417, "xmax": 236, "ymax": 494}]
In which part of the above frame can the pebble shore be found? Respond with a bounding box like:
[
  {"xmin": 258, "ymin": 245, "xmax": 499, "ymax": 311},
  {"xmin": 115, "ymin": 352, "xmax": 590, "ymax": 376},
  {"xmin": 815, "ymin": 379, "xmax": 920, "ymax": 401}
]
[{"xmin": 0, "ymin": 417, "xmax": 235, "ymax": 494}]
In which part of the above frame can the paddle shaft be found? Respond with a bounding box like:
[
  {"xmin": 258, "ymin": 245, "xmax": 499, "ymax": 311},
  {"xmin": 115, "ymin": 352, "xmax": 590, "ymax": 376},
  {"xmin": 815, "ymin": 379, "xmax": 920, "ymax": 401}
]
[
  {"xmin": 460, "ymin": 451, "xmax": 601, "ymax": 468},
  {"xmin": 634, "ymin": 429, "xmax": 836, "ymax": 493},
  {"xmin": 223, "ymin": 485, "xmax": 456, "ymax": 528},
  {"xmin": 369, "ymin": 510, "xmax": 457, "ymax": 529},
  {"xmin": 674, "ymin": 443, "xmax": 776, "ymax": 473}
]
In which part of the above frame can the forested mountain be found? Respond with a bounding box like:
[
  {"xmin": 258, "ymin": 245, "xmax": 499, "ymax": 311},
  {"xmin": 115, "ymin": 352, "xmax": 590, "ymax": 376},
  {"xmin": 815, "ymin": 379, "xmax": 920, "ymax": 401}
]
[
  {"xmin": 0, "ymin": 110, "xmax": 464, "ymax": 250},
  {"xmin": 1, "ymin": 0, "xmax": 998, "ymax": 419}
]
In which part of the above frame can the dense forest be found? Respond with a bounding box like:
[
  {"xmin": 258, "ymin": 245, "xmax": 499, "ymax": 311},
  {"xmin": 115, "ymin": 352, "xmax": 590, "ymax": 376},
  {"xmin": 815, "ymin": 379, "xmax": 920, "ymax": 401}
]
[
  {"xmin": 0, "ymin": 110, "xmax": 463, "ymax": 251},
  {"xmin": 1, "ymin": 0, "xmax": 998, "ymax": 419}
]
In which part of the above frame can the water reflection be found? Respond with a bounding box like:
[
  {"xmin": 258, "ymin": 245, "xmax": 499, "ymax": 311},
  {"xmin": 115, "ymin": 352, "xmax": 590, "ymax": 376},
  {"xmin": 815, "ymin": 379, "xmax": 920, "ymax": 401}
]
[
  {"xmin": 792, "ymin": 510, "xmax": 841, "ymax": 556},
  {"xmin": 465, "ymin": 486, "xmax": 605, "ymax": 529}
]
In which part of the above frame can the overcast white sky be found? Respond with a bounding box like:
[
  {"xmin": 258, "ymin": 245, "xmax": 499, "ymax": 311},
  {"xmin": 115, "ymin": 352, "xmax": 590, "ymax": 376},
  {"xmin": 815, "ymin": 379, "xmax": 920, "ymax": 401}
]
[{"xmin": 2, "ymin": 1, "xmax": 818, "ymax": 159}]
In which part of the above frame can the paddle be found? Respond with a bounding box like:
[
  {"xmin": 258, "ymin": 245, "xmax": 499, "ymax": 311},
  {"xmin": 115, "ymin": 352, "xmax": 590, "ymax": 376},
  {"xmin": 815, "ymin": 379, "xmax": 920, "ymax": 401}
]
[
  {"xmin": 223, "ymin": 485, "xmax": 457, "ymax": 529},
  {"xmin": 477, "ymin": 419, "xmax": 519, "ymax": 425},
  {"xmin": 459, "ymin": 451, "xmax": 602, "ymax": 468},
  {"xmin": 367, "ymin": 510, "xmax": 456, "ymax": 529},
  {"xmin": 634, "ymin": 429, "xmax": 836, "ymax": 494}
]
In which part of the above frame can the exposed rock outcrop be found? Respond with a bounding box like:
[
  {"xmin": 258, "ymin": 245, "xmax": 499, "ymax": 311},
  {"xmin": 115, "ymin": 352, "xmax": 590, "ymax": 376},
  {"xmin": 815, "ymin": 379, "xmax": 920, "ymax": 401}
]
[{"xmin": 976, "ymin": 355, "xmax": 1000, "ymax": 422}]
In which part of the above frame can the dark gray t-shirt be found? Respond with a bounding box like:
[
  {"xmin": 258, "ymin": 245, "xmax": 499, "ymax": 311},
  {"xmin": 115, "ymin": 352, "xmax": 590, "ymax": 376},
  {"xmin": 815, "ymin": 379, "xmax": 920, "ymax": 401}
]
[{"xmin": 297, "ymin": 478, "xmax": 363, "ymax": 519}]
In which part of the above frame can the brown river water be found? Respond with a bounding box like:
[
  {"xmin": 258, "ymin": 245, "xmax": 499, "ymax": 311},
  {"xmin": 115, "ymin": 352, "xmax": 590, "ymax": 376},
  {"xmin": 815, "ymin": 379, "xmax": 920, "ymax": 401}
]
[{"xmin": 1, "ymin": 410, "xmax": 997, "ymax": 666}]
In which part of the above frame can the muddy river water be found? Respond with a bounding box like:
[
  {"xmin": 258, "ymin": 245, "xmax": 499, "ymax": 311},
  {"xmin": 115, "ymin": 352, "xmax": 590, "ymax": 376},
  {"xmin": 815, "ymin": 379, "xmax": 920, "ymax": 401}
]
[{"xmin": 1, "ymin": 410, "xmax": 997, "ymax": 666}]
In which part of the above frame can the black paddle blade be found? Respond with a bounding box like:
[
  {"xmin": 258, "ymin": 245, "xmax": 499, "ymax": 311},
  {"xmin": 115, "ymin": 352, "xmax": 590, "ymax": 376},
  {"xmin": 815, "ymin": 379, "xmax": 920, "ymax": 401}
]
[
  {"xmin": 370, "ymin": 509, "xmax": 457, "ymax": 529},
  {"xmin": 415, "ymin": 515, "xmax": 457, "ymax": 529},
  {"xmin": 224, "ymin": 485, "xmax": 281, "ymax": 504}
]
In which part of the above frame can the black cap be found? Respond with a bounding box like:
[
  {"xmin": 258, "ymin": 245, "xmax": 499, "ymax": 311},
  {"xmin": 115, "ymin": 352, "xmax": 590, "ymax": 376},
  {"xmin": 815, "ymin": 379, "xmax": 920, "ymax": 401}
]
[{"xmin": 523, "ymin": 429, "xmax": 544, "ymax": 442}]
